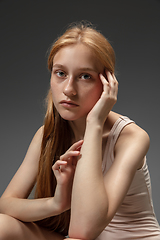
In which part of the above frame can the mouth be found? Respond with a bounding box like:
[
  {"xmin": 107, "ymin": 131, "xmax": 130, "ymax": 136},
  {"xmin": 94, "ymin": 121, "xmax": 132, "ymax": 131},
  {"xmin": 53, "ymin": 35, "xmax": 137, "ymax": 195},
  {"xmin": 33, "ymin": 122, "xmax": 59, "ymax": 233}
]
[{"xmin": 60, "ymin": 100, "xmax": 79, "ymax": 108}]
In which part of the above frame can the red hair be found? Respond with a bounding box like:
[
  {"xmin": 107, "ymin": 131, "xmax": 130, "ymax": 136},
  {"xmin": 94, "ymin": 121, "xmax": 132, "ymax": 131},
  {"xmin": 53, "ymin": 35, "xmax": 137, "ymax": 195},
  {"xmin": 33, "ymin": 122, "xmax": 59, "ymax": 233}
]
[{"xmin": 34, "ymin": 22, "xmax": 115, "ymax": 235}]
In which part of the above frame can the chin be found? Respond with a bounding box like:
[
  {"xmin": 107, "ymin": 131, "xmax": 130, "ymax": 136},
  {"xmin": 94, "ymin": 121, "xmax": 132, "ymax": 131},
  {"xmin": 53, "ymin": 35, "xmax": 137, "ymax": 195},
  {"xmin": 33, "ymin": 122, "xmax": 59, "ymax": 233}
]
[
  {"xmin": 60, "ymin": 112, "xmax": 87, "ymax": 122},
  {"xmin": 59, "ymin": 113, "xmax": 79, "ymax": 121}
]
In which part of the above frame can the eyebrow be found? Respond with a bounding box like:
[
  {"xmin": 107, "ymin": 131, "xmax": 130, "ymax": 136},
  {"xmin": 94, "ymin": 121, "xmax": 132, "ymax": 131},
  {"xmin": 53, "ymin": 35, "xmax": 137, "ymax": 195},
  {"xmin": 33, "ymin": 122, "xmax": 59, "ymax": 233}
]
[
  {"xmin": 53, "ymin": 64, "xmax": 65, "ymax": 69},
  {"xmin": 52, "ymin": 64, "xmax": 98, "ymax": 73},
  {"xmin": 78, "ymin": 67, "xmax": 98, "ymax": 73}
]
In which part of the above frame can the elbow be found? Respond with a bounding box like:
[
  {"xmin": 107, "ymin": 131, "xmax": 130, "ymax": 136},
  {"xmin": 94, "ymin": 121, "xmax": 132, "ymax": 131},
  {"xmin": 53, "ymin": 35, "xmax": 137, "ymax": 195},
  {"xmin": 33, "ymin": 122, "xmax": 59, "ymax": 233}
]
[
  {"xmin": 69, "ymin": 214, "xmax": 109, "ymax": 240},
  {"xmin": 69, "ymin": 229, "xmax": 96, "ymax": 240},
  {"xmin": 0, "ymin": 196, "xmax": 10, "ymax": 214},
  {"xmin": 69, "ymin": 193, "xmax": 109, "ymax": 239},
  {"xmin": 69, "ymin": 226, "xmax": 106, "ymax": 240},
  {"xmin": 0, "ymin": 197, "xmax": 4, "ymax": 213}
]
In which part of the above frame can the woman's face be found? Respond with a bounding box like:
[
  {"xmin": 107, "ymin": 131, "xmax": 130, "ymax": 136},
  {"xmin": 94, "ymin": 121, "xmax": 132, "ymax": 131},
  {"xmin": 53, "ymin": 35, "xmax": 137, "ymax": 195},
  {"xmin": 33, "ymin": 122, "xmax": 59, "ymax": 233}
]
[{"xmin": 50, "ymin": 43, "xmax": 104, "ymax": 122}]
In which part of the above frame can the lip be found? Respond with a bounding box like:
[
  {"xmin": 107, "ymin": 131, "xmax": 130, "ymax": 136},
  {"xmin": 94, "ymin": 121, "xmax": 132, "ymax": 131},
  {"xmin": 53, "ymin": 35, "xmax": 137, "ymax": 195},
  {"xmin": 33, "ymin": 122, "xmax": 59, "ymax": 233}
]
[{"xmin": 60, "ymin": 100, "xmax": 79, "ymax": 108}]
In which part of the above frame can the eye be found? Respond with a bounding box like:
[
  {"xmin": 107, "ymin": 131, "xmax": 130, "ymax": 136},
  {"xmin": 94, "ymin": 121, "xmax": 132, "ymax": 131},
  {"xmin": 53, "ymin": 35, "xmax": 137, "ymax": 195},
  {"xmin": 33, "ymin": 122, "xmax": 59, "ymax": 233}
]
[
  {"xmin": 55, "ymin": 70, "xmax": 66, "ymax": 78},
  {"xmin": 80, "ymin": 74, "xmax": 91, "ymax": 80}
]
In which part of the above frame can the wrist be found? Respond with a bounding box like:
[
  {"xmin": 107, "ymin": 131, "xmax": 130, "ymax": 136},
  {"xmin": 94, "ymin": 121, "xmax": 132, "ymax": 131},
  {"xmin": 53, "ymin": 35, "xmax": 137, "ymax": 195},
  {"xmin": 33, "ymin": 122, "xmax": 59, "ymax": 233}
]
[
  {"xmin": 86, "ymin": 117, "xmax": 104, "ymax": 130},
  {"xmin": 47, "ymin": 197, "xmax": 62, "ymax": 216},
  {"xmin": 50, "ymin": 184, "xmax": 71, "ymax": 215}
]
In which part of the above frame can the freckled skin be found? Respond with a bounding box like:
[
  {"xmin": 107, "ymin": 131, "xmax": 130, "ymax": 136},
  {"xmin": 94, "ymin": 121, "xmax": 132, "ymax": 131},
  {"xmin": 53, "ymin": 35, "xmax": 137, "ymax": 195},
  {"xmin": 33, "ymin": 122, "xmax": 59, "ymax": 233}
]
[{"xmin": 50, "ymin": 44, "xmax": 104, "ymax": 122}]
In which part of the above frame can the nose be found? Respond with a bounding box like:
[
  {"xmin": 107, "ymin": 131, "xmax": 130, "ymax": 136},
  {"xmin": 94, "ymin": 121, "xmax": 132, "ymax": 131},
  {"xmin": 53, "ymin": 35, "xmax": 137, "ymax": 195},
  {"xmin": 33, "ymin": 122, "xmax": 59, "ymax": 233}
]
[{"xmin": 63, "ymin": 76, "xmax": 77, "ymax": 97}]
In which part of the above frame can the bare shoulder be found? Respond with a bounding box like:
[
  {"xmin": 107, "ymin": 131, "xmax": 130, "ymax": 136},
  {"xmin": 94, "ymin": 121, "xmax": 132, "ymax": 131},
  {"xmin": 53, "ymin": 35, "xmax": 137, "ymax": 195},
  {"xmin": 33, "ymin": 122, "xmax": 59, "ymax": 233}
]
[
  {"xmin": 21, "ymin": 125, "xmax": 44, "ymax": 165},
  {"xmin": 107, "ymin": 110, "xmax": 150, "ymax": 146},
  {"xmin": 120, "ymin": 122, "xmax": 150, "ymax": 144},
  {"xmin": 112, "ymin": 121, "xmax": 150, "ymax": 170},
  {"xmin": 19, "ymin": 125, "xmax": 45, "ymax": 166},
  {"xmin": 106, "ymin": 111, "xmax": 150, "ymax": 153},
  {"xmin": 115, "ymin": 121, "xmax": 150, "ymax": 158},
  {"xmin": 33, "ymin": 125, "xmax": 44, "ymax": 141},
  {"xmin": 1, "ymin": 126, "xmax": 45, "ymax": 198},
  {"xmin": 29, "ymin": 126, "xmax": 44, "ymax": 149}
]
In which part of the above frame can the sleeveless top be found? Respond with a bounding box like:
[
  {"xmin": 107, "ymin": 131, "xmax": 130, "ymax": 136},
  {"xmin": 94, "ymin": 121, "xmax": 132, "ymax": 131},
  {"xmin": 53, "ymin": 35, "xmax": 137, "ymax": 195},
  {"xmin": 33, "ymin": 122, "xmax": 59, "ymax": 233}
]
[{"xmin": 96, "ymin": 116, "xmax": 160, "ymax": 240}]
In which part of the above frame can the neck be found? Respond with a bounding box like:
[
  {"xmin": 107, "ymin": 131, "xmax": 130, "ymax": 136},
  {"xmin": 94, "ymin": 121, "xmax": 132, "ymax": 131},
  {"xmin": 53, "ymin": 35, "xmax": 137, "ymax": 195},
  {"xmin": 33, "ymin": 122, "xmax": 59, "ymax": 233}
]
[{"xmin": 69, "ymin": 111, "xmax": 115, "ymax": 143}]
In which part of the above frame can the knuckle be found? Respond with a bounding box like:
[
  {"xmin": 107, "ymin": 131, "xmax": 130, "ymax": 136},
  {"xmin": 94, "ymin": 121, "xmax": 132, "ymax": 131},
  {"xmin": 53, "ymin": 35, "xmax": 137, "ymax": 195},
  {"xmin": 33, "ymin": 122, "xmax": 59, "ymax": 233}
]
[
  {"xmin": 113, "ymin": 79, "xmax": 118, "ymax": 86},
  {"xmin": 60, "ymin": 155, "xmax": 64, "ymax": 160},
  {"xmin": 103, "ymin": 93, "xmax": 108, "ymax": 100},
  {"xmin": 113, "ymin": 96, "xmax": 117, "ymax": 102}
]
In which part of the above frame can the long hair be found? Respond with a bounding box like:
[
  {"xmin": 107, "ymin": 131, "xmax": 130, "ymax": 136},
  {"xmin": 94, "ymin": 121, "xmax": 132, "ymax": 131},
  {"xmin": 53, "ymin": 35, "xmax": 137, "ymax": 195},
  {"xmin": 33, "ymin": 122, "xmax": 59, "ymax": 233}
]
[{"xmin": 34, "ymin": 21, "xmax": 115, "ymax": 235}]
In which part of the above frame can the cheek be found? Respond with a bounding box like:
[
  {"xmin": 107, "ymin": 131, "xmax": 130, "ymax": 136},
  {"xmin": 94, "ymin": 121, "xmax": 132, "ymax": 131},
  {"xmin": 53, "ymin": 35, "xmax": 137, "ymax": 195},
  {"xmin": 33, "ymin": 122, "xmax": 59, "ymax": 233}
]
[
  {"xmin": 50, "ymin": 76, "xmax": 60, "ymax": 94},
  {"xmin": 50, "ymin": 80, "xmax": 59, "ymax": 103},
  {"xmin": 50, "ymin": 77, "xmax": 56, "ymax": 90},
  {"xmin": 95, "ymin": 83, "xmax": 103, "ymax": 97},
  {"xmin": 90, "ymin": 81, "xmax": 103, "ymax": 100},
  {"xmin": 82, "ymin": 82, "xmax": 103, "ymax": 106}
]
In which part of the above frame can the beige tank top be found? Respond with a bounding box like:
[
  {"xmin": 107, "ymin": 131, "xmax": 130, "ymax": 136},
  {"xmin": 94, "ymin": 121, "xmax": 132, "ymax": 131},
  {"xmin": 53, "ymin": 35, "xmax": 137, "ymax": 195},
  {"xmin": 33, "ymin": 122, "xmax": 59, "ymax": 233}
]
[{"xmin": 97, "ymin": 116, "xmax": 160, "ymax": 239}]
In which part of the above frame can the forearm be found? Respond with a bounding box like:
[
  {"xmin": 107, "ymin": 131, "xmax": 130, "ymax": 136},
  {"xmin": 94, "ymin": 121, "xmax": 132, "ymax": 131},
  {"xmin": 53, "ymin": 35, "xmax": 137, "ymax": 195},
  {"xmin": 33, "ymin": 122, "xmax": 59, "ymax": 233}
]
[
  {"xmin": 69, "ymin": 121, "xmax": 108, "ymax": 239},
  {"xmin": 0, "ymin": 196, "xmax": 59, "ymax": 222}
]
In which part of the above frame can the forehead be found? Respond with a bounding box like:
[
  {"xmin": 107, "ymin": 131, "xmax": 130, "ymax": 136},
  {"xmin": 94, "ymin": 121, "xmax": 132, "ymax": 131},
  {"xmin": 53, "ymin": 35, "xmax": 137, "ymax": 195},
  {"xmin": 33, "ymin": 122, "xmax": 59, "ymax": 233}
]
[{"xmin": 53, "ymin": 44, "xmax": 103, "ymax": 72}]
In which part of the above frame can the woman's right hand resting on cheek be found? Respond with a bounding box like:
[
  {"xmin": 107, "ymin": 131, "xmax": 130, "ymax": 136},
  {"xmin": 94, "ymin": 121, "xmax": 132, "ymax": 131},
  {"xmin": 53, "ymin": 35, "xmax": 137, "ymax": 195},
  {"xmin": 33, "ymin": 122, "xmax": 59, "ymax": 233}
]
[
  {"xmin": 52, "ymin": 140, "xmax": 83, "ymax": 214},
  {"xmin": 87, "ymin": 70, "xmax": 118, "ymax": 126}
]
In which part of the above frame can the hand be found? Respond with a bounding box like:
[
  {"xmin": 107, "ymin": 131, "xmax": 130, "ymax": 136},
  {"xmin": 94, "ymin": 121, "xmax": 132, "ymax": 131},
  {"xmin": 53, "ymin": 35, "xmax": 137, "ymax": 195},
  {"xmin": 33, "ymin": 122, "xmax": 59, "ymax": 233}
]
[
  {"xmin": 52, "ymin": 140, "xmax": 83, "ymax": 213},
  {"xmin": 87, "ymin": 70, "xmax": 118, "ymax": 125},
  {"xmin": 52, "ymin": 140, "xmax": 83, "ymax": 185}
]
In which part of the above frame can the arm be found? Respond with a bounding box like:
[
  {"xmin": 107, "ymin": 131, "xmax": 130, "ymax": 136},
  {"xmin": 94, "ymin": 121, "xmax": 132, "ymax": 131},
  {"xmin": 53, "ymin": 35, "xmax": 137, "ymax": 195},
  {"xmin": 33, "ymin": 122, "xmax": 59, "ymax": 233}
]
[
  {"xmin": 69, "ymin": 71, "xmax": 118, "ymax": 239},
  {"xmin": 0, "ymin": 126, "xmax": 53, "ymax": 222},
  {"xmin": 69, "ymin": 121, "xmax": 108, "ymax": 239},
  {"xmin": 0, "ymin": 127, "xmax": 82, "ymax": 222},
  {"xmin": 103, "ymin": 123, "xmax": 150, "ymax": 222},
  {"xmin": 69, "ymin": 73, "xmax": 149, "ymax": 239}
]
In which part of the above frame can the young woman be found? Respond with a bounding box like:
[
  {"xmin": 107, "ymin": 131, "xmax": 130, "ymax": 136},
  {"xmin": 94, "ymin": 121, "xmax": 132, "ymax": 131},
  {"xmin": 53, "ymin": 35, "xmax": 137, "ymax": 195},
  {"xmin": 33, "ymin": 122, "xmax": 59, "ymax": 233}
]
[{"xmin": 0, "ymin": 22, "xmax": 160, "ymax": 240}]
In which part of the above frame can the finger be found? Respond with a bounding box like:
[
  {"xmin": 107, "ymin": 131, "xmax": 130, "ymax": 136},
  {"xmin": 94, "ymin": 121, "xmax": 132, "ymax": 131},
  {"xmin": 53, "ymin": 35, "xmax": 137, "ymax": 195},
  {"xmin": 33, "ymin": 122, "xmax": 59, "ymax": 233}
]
[
  {"xmin": 76, "ymin": 144, "xmax": 83, "ymax": 151},
  {"xmin": 106, "ymin": 71, "xmax": 114, "ymax": 88},
  {"xmin": 72, "ymin": 155, "xmax": 80, "ymax": 167},
  {"xmin": 106, "ymin": 71, "xmax": 118, "ymax": 96},
  {"xmin": 52, "ymin": 160, "xmax": 67, "ymax": 171},
  {"xmin": 111, "ymin": 74, "xmax": 118, "ymax": 96},
  {"xmin": 67, "ymin": 140, "xmax": 83, "ymax": 152},
  {"xmin": 99, "ymin": 74, "xmax": 110, "ymax": 94},
  {"xmin": 60, "ymin": 151, "xmax": 80, "ymax": 163}
]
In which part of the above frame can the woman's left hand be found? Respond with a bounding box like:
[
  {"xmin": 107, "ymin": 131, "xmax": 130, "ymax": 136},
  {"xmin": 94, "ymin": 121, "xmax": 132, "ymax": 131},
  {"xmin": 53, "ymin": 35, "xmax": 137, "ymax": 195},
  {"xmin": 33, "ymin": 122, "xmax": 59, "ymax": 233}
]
[
  {"xmin": 52, "ymin": 140, "xmax": 83, "ymax": 213},
  {"xmin": 87, "ymin": 70, "xmax": 118, "ymax": 125}
]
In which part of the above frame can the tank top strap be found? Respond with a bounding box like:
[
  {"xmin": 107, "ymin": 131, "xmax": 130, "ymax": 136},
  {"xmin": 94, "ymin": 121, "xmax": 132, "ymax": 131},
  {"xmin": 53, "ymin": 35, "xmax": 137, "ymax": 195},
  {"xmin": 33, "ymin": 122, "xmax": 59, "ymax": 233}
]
[
  {"xmin": 110, "ymin": 116, "xmax": 135, "ymax": 147},
  {"xmin": 102, "ymin": 116, "xmax": 134, "ymax": 174}
]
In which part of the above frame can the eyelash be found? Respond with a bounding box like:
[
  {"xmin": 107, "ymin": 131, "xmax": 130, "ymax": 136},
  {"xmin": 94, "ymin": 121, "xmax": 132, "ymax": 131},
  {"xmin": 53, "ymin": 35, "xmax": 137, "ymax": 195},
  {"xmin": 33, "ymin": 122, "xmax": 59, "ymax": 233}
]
[
  {"xmin": 54, "ymin": 70, "xmax": 92, "ymax": 80},
  {"xmin": 80, "ymin": 74, "xmax": 91, "ymax": 80},
  {"xmin": 55, "ymin": 70, "xmax": 66, "ymax": 78}
]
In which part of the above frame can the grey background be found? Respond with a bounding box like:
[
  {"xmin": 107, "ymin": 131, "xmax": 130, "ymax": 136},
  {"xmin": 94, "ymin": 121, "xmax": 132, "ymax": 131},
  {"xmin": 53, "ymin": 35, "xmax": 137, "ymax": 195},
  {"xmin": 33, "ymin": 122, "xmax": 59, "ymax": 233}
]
[{"xmin": 0, "ymin": 0, "xmax": 160, "ymax": 222}]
